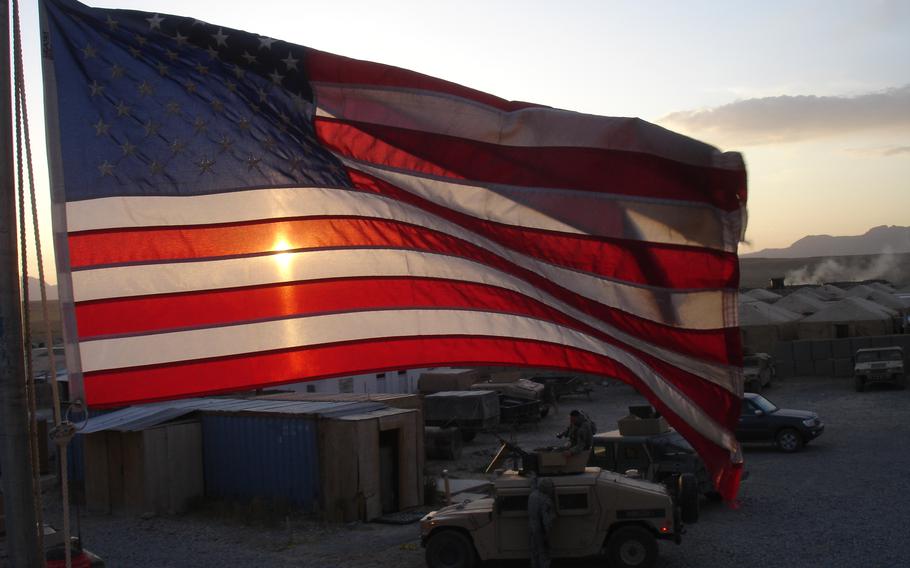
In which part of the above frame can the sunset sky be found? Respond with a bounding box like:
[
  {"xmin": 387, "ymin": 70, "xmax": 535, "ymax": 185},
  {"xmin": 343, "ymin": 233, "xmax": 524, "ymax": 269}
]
[{"xmin": 15, "ymin": 0, "xmax": 910, "ymax": 281}]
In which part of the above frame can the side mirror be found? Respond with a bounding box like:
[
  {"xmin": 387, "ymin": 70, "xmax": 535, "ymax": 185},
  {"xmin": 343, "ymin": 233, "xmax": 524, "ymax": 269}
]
[{"xmin": 753, "ymin": 409, "xmax": 764, "ymax": 416}]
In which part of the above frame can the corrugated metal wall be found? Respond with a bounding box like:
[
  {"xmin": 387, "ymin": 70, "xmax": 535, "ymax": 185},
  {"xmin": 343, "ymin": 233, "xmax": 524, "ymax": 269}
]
[{"xmin": 201, "ymin": 414, "xmax": 321, "ymax": 510}]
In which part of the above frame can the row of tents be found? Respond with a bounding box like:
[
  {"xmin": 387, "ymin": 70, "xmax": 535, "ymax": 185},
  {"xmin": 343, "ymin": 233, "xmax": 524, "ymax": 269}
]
[{"xmin": 740, "ymin": 281, "xmax": 910, "ymax": 352}]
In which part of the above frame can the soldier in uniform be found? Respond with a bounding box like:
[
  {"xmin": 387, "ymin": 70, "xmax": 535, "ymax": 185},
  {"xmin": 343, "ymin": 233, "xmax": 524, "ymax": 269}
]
[
  {"xmin": 557, "ymin": 409, "xmax": 594, "ymax": 457},
  {"xmin": 527, "ymin": 476, "xmax": 557, "ymax": 568}
]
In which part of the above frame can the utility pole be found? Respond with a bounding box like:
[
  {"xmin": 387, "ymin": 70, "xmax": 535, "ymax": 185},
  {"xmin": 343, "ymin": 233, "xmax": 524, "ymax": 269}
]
[{"xmin": 0, "ymin": 0, "xmax": 41, "ymax": 564}]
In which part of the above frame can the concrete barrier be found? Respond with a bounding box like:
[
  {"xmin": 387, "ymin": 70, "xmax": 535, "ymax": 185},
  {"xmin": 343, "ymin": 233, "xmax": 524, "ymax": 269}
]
[
  {"xmin": 833, "ymin": 359, "xmax": 854, "ymax": 378},
  {"xmin": 811, "ymin": 341, "xmax": 832, "ymax": 360},
  {"xmin": 831, "ymin": 339, "xmax": 853, "ymax": 359},
  {"xmin": 769, "ymin": 333, "xmax": 908, "ymax": 378},
  {"xmin": 793, "ymin": 341, "xmax": 814, "ymax": 362}
]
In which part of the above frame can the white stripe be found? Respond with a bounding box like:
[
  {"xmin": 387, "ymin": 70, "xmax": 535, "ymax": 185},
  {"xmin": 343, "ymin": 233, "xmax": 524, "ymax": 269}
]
[
  {"xmin": 78, "ymin": 308, "xmax": 738, "ymax": 454},
  {"xmin": 72, "ymin": 245, "xmax": 725, "ymax": 334},
  {"xmin": 66, "ymin": 189, "xmax": 730, "ymax": 330},
  {"xmin": 312, "ymin": 82, "xmax": 745, "ymax": 172},
  {"xmin": 340, "ymin": 158, "xmax": 738, "ymax": 252},
  {"xmin": 66, "ymin": 180, "xmax": 733, "ymax": 252},
  {"xmin": 71, "ymin": 248, "xmax": 738, "ymax": 394}
]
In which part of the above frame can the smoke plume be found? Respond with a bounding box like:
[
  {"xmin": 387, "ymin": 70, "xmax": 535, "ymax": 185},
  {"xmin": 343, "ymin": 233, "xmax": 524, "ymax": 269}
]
[{"xmin": 784, "ymin": 249, "xmax": 909, "ymax": 285}]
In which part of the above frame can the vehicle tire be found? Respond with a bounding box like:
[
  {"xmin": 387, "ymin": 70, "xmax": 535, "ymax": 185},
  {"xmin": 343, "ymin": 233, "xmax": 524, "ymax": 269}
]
[
  {"xmin": 425, "ymin": 530, "xmax": 477, "ymax": 568},
  {"xmin": 539, "ymin": 404, "xmax": 551, "ymax": 419},
  {"xmin": 459, "ymin": 429, "xmax": 476, "ymax": 443},
  {"xmin": 677, "ymin": 473, "xmax": 699, "ymax": 524},
  {"xmin": 775, "ymin": 428, "xmax": 803, "ymax": 453},
  {"xmin": 896, "ymin": 375, "xmax": 907, "ymax": 390},
  {"xmin": 605, "ymin": 526, "xmax": 658, "ymax": 568},
  {"xmin": 854, "ymin": 377, "xmax": 865, "ymax": 392}
]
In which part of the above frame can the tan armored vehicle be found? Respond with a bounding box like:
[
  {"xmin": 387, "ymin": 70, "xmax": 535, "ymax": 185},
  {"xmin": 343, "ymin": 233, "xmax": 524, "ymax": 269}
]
[
  {"xmin": 854, "ymin": 346, "xmax": 906, "ymax": 391},
  {"xmin": 420, "ymin": 446, "xmax": 691, "ymax": 568}
]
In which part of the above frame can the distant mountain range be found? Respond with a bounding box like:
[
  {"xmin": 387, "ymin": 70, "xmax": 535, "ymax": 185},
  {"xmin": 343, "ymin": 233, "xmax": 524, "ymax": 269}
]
[{"xmin": 742, "ymin": 225, "xmax": 910, "ymax": 258}]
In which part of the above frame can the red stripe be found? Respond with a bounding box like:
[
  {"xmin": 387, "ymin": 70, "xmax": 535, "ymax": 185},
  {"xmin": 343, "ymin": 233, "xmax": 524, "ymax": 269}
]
[
  {"xmin": 76, "ymin": 253, "xmax": 736, "ymax": 368},
  {"xmin": 74, "ymin": 239, "xmax": 737, "ymax": 367},
  {"xmin": 306, "ymin": 49, "xmax": 540, "ymax": 113},
  {"xmin": 76, "ymin": 276, "xmax": 740, "ymax": 410},
  {"xmin": 82, "ymin": 335, "xmax": 741, "ymax": 498},
  {"xmin": 349, "ymin": 170, "xmax": 741, "ymax": 365},
  {"xmin": 75, "ymin": 278, "xmax": 582, "ymax": 338},
  {"xmin": 68, "ymin": 213, "xmax": 738, "ymax": 290},
  {"xmin": 315, "ymin": 118, "xmax": 746, "ymax": 212},
  {"xmin": 348, "ymin": 170, "xmax": 740, "ymax": 290}
]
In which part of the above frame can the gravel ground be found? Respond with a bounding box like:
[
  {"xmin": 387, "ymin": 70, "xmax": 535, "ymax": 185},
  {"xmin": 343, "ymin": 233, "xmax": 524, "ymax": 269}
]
[{"xmin": 30, "ymin": 377, "xmax": 910, "ymax": 567}]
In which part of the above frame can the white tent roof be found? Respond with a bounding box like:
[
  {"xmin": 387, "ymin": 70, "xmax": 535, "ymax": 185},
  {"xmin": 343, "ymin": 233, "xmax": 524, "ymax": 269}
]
[
  {"xmin": 868, "ymin": 290, "xmax": 910, "ymax": 310},
  {"xmin": 867, "ymin": 282, "xmax": 895, "ymax": 294},
  {"xmin": 845, "ymin": 284, "xmax": 876, "ymax": 298},
  {"xmin": 814, "ymin": 284, "xmax": 846, "ymax": 300},
  {"xmin": 774, "ymin": 291, "xmax": 828, "ymax": 315},
  {"xmin": 742, "ymin": 288, "xmax": 782, "ymax": 302},
  {"xmin": 801, "ymin": 297, "xmax": 897, "ymax": 323},
  {"xmin": 739, "ymin": 301, "xmax": 802, "ymax": 326}
]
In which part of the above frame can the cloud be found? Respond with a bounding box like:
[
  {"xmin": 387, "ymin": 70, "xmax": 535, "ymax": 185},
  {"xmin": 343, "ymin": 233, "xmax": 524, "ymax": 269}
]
[
  {"xmin": 659, "ymin": 85, "xmax": 910, "ymax": 146},
  {"xmin": 846, "ymin": 145, "xmax": 910, "ymax": 157}
]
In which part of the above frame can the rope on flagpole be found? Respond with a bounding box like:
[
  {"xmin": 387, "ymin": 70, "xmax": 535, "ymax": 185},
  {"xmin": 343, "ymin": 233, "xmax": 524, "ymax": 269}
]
[
  {"xmin": 12, "ymin": 0, "xmax": 74, "ymax": 564},
  {"xmin": 11, "ymin": 0, "xmax": 46, "ymax": 563}
]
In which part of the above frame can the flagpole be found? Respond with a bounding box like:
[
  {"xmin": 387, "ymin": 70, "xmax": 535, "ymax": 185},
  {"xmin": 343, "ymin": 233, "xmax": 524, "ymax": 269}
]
[{"xmin": 0, "ymin": 0, "xmax": 41, "ymax": 564}]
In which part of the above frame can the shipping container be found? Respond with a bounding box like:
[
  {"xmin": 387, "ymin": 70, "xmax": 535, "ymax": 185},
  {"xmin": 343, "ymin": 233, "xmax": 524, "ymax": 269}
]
[{"xmin": 201, "ymin": 413, "xmax": 320, "ymax": 511}]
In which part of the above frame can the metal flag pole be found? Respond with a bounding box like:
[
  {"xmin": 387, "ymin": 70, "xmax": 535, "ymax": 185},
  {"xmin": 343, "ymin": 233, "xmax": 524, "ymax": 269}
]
[{"xmin": 0, "ymin": 0, "xmax": 42, "ymax": 564}]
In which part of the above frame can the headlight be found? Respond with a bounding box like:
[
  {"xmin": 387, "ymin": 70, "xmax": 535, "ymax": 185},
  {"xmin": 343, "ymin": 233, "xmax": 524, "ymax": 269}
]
[{"xmin": 802, "ymin": 418, "xmax": 816, "ymax": 427}]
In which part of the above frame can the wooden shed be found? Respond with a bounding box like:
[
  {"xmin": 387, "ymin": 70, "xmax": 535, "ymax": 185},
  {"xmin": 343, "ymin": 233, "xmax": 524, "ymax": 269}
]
[
  {"xmin": 76, "ymin": 397, "xmax": 424, "ymax": 522},
  {"xmin": 320, "ymin": 407, "xmax": 424, "ymax": 522},
  {"xmin": 82, "ymin": 420, "xmax": 203, "ymax": 515}
]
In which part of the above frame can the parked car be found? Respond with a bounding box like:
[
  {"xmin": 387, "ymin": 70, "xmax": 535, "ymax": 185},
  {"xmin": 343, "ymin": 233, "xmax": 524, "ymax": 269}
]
[
  {"xmin": 743, "ymin": 353, "xmax": 775, "ymax": 393},
  {"xmin": 736, "ymin": 393, "xmax": 824, "ymax": 452},
  {"xmin": 853, "ymin": 346, "xmax": 906, "ymax": 392}
]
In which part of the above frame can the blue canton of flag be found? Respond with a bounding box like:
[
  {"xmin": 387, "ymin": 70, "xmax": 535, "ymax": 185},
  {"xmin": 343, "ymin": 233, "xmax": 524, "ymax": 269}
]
[{"xmin": 44, "ymin": 0, "xmax": 350, "ymax": 200}]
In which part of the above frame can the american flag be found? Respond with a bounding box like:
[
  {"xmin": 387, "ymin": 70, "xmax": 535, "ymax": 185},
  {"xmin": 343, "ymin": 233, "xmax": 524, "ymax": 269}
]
[{"xmin": 43, "ymin": 0, "xmax": 747, "ymax": 497}]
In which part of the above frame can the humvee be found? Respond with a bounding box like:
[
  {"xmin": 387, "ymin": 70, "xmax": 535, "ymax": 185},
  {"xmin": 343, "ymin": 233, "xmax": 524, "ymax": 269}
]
[
  {"xmin": 743, "ymin": 353, "xmax": 775, "ymax": 393},
  {"xmin": 420, "ymin": 446, "xmax": 694, "ymax": 568},
  {"xmin": 854, "ymin": 346, "xmax": 906, "ymax": 391},
  {"xmin": 591, "ymin": 429, "xmax": 719, "ymax": 500}
]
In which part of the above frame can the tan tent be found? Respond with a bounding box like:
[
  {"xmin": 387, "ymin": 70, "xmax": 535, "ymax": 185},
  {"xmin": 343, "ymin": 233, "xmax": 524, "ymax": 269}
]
[
  {"xmin": 845, "ymin": 284, "xmax": 877, "ymax": 298},
  {"xmin": 814, "ymin": 284, "xmax": 846, "ymax": 301},
  {"xmin": 742, "ymin": 288, "xmax": 782, "ymax": 303},
  {"xmin": 739, "ymin": 301, "xmax": 802, "ymax": 353},
  {"xmin": 774, "ymin": 289, "xmax": 829, "ymax": 316},
  {"xmin": 797, "ymin": 297, "xmax": 898, "ymax": 339}
]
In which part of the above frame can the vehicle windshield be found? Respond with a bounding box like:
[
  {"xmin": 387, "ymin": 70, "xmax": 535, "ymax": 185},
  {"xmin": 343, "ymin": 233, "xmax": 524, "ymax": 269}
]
[
  {"xmin": 749, "ymin": 395, "xmax": 778, "ymax": 413},
  {"xmin": 857, "ymin": 350, "xmax": 903, "ymax": 363},
  {"xmin": 650, "ymin": 431, "xmax": 694, "ymax": 454}
]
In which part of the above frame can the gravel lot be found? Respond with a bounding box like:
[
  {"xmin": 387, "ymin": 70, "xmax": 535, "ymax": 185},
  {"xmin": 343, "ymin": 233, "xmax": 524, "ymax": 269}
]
[{"xmin": 32, "ymin": 377, "xmax": 910, "ymax": 567}]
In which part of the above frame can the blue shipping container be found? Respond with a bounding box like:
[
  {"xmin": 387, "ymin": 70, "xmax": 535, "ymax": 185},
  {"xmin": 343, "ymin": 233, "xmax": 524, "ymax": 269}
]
[{"xmin": 201, "ymin": 414, "xmax": 321, "ymax": 510}]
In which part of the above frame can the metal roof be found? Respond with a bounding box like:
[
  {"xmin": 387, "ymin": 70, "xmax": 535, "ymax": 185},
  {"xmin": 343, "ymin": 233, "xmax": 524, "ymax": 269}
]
[
  {"xmin": 426, "ymin": 390, "xmax": 496, "ymax": 398},
  {"xmin": 80, "ymin": 397, "xmax": 387, "ymax": 434}
]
